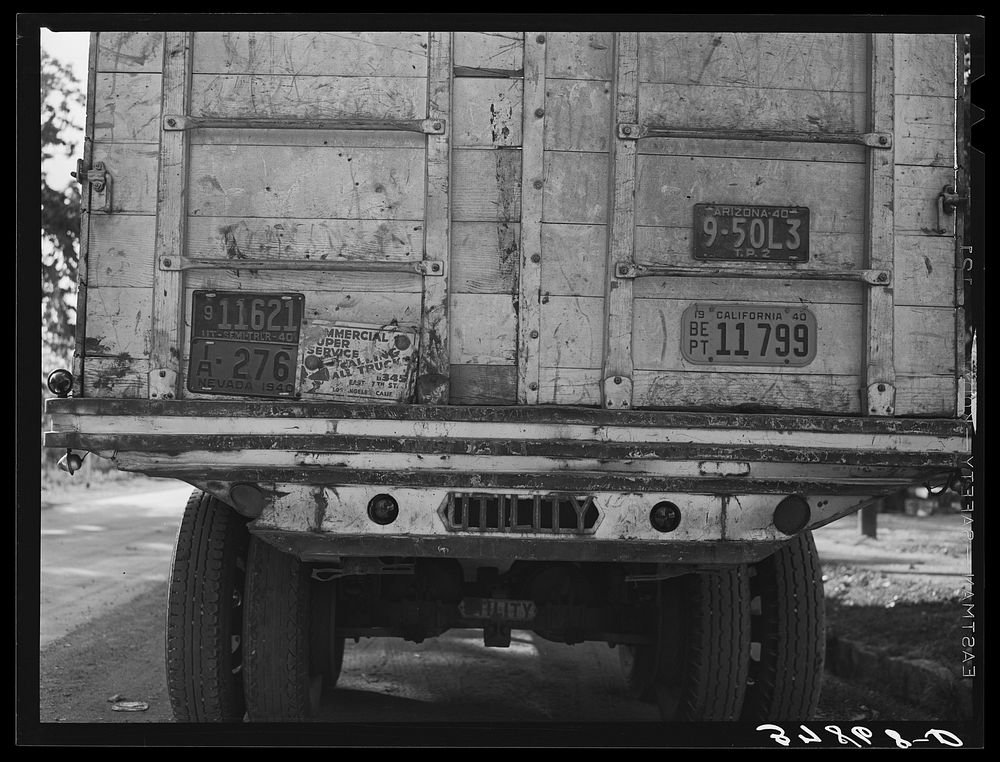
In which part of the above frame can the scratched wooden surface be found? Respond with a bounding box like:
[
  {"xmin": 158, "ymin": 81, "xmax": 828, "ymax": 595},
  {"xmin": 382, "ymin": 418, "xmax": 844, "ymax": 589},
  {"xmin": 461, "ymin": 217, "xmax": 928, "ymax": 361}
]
[
  {"xmin": 95, "ymin": 32, "xmax": 163, "ymax": 73},
  {"xmin": 454, "ymin": 32, "xmax": 522, "ymax": 74},
  {"xmin": 453, "ymin": 78, "xmax": 523, "ymax": 147},
  {"xmin": 88, "ymin": 215, "xmax": 157, "ymax": 288}
]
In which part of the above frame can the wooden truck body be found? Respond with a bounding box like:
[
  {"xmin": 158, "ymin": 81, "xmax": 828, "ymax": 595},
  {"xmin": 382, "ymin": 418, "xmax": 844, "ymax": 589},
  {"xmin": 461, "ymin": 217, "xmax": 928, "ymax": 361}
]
[{"xmin": 45, "ymin": 31, "xmax": 972, "ymax": 722}]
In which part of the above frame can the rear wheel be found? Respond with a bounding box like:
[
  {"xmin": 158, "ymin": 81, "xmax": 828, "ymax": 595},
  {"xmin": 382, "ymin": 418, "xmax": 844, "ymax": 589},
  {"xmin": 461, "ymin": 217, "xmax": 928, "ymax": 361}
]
[
  {"xmin": 165, "ymin": 490, "xmax": 249, "ymax": 722},
  {"xmin": 243, "ymin": 537, "xmax": 321, "ymax": 721},
  {"xmin": 622, "ymin": 568, "xmax": 751, "ymax": 721},
  {"xmin": 741, "ymin": 531, "xmax": 826, "ymax": 721}
]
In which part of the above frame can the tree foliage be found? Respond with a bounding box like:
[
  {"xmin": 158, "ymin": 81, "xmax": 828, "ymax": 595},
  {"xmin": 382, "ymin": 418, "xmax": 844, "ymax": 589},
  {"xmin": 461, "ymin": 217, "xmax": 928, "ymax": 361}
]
[{"xmin": 41, "ymin": 51, "xmax": 83, "ymax": 361}]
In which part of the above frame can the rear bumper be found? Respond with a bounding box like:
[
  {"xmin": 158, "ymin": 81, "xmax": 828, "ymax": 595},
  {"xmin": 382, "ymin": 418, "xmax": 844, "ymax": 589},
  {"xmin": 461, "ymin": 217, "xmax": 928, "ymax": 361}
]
[{"xmin": 45, "ymin": 399, "xmax": 971, "ymax": 563}]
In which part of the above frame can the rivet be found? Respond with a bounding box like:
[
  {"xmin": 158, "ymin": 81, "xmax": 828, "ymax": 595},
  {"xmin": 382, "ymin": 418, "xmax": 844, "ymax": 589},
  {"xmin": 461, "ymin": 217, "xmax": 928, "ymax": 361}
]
[
  {"xmin": 433, "ymin": 121, "xmax": 442, "ymax": 131},
  {"xmin": 878, "ymin": 383, "xmax": 886, "ymax": 392},
  {"xmin": 531, "ymin": 254, "xmax": 541, "ymax": 263},
  {"xmin": 530, "ymin": 330, "xmax": 539, "ymax": 339},
  {"xmin": 614, "ymin": 376, "xmax": 622, "ymax": 384},
  {"xmin": 536, "ymin": 35, "xmax": 546, "ymax": 44},
  {"xmin": 534, "ymin": 108, "xmax": 545, "ymax": 118},
  {"xmin": 533, "ymin": 179, "xmax": 544, "ymax": 190},
  {"xmin": 879, "ymin": 136, "xmax": 888, "ymax": 145},
  {"xmin": 163, "ymin": 259, "xmax": 171, "ymax": 268},
  {"xmin": 529, "ymin": 382, "xmax": 538, "ymax": 391},
  {"xmin": 622, "ymin": 125, "xmax": 632, "ymax": 136}
]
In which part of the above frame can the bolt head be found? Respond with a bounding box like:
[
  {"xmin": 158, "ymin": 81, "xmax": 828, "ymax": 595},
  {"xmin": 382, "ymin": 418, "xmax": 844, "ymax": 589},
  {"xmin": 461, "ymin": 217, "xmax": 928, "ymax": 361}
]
[
  {"xmin": 530, "ymin": 330, "xmax": 539, "ymax": 339},
  {"xmin": 622, "ymin": 126, "xmax": 632, "ymax": 135},
  {"xmin": 533, "ymin": 179, "xmax": 544, "ymax": 190},
  {"xmin": 530, "ymin": 254, "xmax": 541, "ymax": 263},
  {"xmin": 433, "ymin": 121, "xmax": 442, "ymax": 130},
  {"xmin": 614, "ymin": 376, "xmax": 622, "ymax": 384},
  {"xmin": 536, "ymin": 34, "xmax": 546, "ymax": 44},
  {"xmin": 167, "ymin": 118, "xmax": 177, "ymax": 127},
  {"xmin": 879, "ymin": 136, "xmax": 888, "ymax": 145},
  {"xmin": 431, "ymin": 263, "xmax": 440, "ymax": 272},
  {"xmin": 534, "ymin": 108, "xmax": 545, "ymax": 118},
  {"xmin": 529, "ymin": 382, "xmax": 539, "ymax": 391}
]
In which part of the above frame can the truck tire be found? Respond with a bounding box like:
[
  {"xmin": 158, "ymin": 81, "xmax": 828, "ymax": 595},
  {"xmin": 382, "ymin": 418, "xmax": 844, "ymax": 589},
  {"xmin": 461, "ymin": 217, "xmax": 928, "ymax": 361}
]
[
  {"xmin": 623, "ymin": 568, "xmax": 751, "ymax": 720},
  {"xmin": 741, "ymin": 530, "xmax": 825, "ymax": 721},
  {"xmin": 310, "ymin": 576, "xmax": 345, "ymax": 695},
  {"xmin": 243, "ymin": 537, "xmax": 321, "ymax": 721},
  {"xmin": 165, "ymin": 490, "xmax": 250, "ymax": 722}
]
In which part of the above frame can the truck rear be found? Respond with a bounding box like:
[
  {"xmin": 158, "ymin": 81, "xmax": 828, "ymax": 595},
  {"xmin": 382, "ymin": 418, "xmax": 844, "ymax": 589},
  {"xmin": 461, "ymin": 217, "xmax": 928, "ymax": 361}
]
[{"xmin": 44, "ymin": 30, "xmax": 972, "ymax": 722}]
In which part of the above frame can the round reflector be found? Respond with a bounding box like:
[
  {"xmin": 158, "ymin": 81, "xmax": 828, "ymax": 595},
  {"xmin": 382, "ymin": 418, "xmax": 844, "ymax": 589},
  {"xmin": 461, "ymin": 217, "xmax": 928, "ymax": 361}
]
[
  {"xmin": 367, "ymin": 494, "xmax": 399, "ymax": 525},
  {"xmin": 47, "ymin": 368, "xmax": 74, "ymax": 397},
  {"xmin": 773, "ymin": 495, "xmax": 811, "ymax": 535},
  {"xmin": 649, "ymin": 501, "xmax": 681, "ymax": 533}
]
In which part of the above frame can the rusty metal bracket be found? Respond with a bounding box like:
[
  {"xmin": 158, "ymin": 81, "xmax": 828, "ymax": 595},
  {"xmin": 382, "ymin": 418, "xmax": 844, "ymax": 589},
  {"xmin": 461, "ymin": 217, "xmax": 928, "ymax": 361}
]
[
  {"xmin": 159, "ymin": 255, "xmax": 444, "ymax": 276},
  {"xmin": 73, "ymin": 159, "xmax": 113, "ymax": 212},
  {"xmin": 617, "ymin": 261, "xmax": 890, "ymax": 285},
  {"xmin": 936, "ymin": 184, "xmax": 969, "ymax": 233},
  {"xmin": 603, "ymin": 375, "xmax": 633, "ymax": 409},
  {"xmin": 615, "ymin": 262, "xmax": 638, "ymax": 279},
  {"xmin": 163, "ymin": 114, "xmax": 446, "ymax": 135},
  {"xmin": 148, "ymin": 368, "xmax": 179, "ymax": 400},
  {"xmin": 865, "ymin": 382, "xmax": 896, "ymax": 416},
  {"xmin": 617, "ymin": 124, "xmax": 891, "ymax": 148},
  {"xmin": 617, "ymin": 123, "xmax": 641, "ymax": 140},
  {"xmin": 860, "ymin": 269, "xmax": 892, "ymax": 286}
]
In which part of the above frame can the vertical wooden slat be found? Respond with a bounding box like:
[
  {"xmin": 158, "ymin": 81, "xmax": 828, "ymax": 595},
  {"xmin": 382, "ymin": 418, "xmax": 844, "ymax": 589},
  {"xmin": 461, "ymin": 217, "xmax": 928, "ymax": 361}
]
[
  {"xmin": 954, "ymin": 34, "xmax": 970, "ymax": 418},
  {"xmin": 602, "ymin": 33, "xmax": 639, "ymax": 410},
  {"xmin": 74, "ymin": 33, "xmax": 100, "ymax": 392},
  {"xmin": 417, "ymin": 32, "xmax": 452, "ymax": 404},
  {"xmin": 518, "ymin": 33, "xmax": 546, "ymax": 404},
  {"xmin": 863, "ymin": 34, "xmax": 896, "ymax": 416},
  {"xmin": 150, "ymin": 32, "xmax": 193, "ymax": 400}
]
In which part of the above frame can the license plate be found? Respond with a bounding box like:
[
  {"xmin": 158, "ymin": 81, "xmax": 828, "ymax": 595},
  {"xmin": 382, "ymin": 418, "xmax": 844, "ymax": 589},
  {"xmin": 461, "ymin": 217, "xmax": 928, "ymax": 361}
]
[
  {"xmin": 188, "ymin": 291, "xmax": 304, "ymax": 397},
  {"xmin": 681, "ymin": 303, "xmax": 817, "ymax": 367},
  {"xmin": 693, "ymin": 204, "xmax": 809, "ymax": 262},
  {"xmin": 458, "ymin": 598, "xmax": 537, "ymax": 622}
]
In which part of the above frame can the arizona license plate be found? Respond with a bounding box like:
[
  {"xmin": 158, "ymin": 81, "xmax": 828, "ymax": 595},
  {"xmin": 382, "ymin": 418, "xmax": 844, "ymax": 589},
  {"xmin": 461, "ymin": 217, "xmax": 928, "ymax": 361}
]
[
  {"xmin": 681, "ymin": 303, "xmax": 817, "ymax": 367},
  {"xmin": 693, "ymin": 204, "xmax": 809, "ymax": 262},
  {"xmin": 188, "ymin": 291, "xmax": 304, "ymax": 397}
]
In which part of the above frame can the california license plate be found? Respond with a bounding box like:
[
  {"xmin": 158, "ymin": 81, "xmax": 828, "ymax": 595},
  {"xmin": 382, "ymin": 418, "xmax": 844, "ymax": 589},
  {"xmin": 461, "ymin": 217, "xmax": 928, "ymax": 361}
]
[
  {"xmin": 693, "ymin": 204, "xmax": 809, "ymax": 262},
  {"xmin": 681, "ymin": 303, "xmax": 817, "ymax": 367},
  {"xmin": 188, "ymin": 291, "xmax": 304, "ymax": 397}
]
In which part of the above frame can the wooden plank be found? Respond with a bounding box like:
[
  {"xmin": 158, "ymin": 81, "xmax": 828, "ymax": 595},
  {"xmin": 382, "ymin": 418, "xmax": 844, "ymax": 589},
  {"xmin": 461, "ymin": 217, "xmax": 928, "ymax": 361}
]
[
  {"xmin": 546, "ymin": 33, "xmax": 613, "ymax": 80},
  {"xmin": 541, "ymin": 223, "xmax": 607, "ymax": 297},
  {"xmin": 639, "ymin": 33, "xmax": 867, "ymax": 91},
  {"xmin": 893, "ymin": 236, "xmax": 955, "ymax": 307},
  {"xmin": 84, "ymin": 287, "xmax": 153, "ymax": 357},
  {"xmin": 602, "ymin": 33, "xmax": 639, "ymax": 410},
  {"xmin": 453, "ymin": 77, "xmax": 523, "ymax": 147},
  {"xmin": 416, "ymin": 31, "xmax": 451, "ymax": 405},
  {"xmin": 895, "ymin": 34, "xmax": 956, "ymax": 97},
  {"xmin": 896, "ymin": 95, "xmax": 957, "ymax": 167},
  {"xmin": 519, "ymin": 34, "xmax": 546, "ymax": 404},
  {"xmin": 185, "ymin": 269, "xmax": 421, "ymax": 294},
  {"xmin": 187, "ymin": 144, "xmax": 426, "ymax": 220},
  {"xmin": 542, "ymin": 151, "xmax": 610, "ymax": 225},
  {"xmin": 291, "ymin": 290, "xmax": 422, "ymax": 329},
  {"xmin": 192, "ymin": 32, "xmax": 429, "ymax": 77},
  {"xmin": 96, "ymin": 32, "xmax": 163, "ymax": 73},
  {"xmin": 633, "ymin": 299, "xmax": 862, "ymax": 375},
  {"xmin": 454, "ymin": 33, "xmax": 523, "ymax": 75},
  {"xmin": 633, "ymin": 370, "xmax": 862, "ymax": 414},
  {"xmin": 538, "ymin": 367, "xmax": 602, "ymax": 406},
  {"xmin": 89, "ymin": 215, "xmax": 157, "ymax": 288},
  {"xmin": 449, "ymin": 364, "xmax": 518, "ymax": 405},
  {"xmin": 636, "ymin": 154, "xmax": 866, "ymax": 232},
  {"xmin": 76, "ymin": 33, "xmax": 99, "ymax": 390},
  {"xmin": 150, "ymin": 31, "xmax": 192, "ymax": 400},
  {"xmin": 633, "ymin": 277, "xmax": 864, "ymax": 305},
  {"xmin": 863, "ymin": 34, "xmax": 896, "ymax": 416},
  {"xmin": 540, "ymin": 296, "xmax": 605, "ymax": 369},
  {"xmin": 93, "ymin": 73, "xmax": 163, "ymax": 144},
  {"xmin": 635, "ymin": 227, "xmax": 863, "ymax": 270},
  {"xmin": 894, "ymin": 165, "xmax": 956, "ymax": 236},
  {"xmin": 187, "ymin": 217, "xmax": 424, "ymax": 262},
  {"xmin": 895, "ymin": 375, "xmax": 957, "ymax": 417},
  {"xmin": 451, "ymin": 148, "xmax": 521, "ymax": 222},
  {"xmin": 640, "ymin": 82, "xmax": 866, "ymax": 134},
  {"xmin": 544, "ymin": 78, "xmax": 612, "ymax": 152},
  {"xmin": 449, "ymin": 294, "xmax": 517, "ymax": 365},
  {"xmin": 189, "ymin": 128, "xmax": 425, "ymax": 150},
  {"xmin": 895, "ymin": 306, "xmax": 956, "ymax": 376},
  {"xmin": 639, "ymin": 137, "xmax": 864, "ymax": 164},
  {"xmin": 190, "ymin": 75, "xmax": 427, "ymax": 120},
  {"xmin": 451, "ymin": 222, "xmax": 519, "ymax": 294},
  {"xmin": 87, "ymin": 143, "xmax": 160, "ymax": 214},
  {"xmin": 83, "ymin": 357, "xmax": 150, "ymax": 398}
]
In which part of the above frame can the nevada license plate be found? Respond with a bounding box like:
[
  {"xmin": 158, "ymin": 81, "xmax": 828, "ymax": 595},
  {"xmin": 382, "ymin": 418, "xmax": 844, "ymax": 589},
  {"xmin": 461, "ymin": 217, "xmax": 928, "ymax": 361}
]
[
  {"xmin": 188, "ymin": 291, "xmax": 304, "ymax": 397},
  {"xmin": 681, "ymin": 303, "xmax": 817, "ymax": 367},
  {"xmin": 693, "ymin": 204, "xmax": 809, "ymax": 262}
]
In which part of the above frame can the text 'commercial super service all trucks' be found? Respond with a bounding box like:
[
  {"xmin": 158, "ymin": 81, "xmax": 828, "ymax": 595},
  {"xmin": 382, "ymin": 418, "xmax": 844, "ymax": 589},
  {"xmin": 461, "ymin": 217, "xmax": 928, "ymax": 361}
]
[{"xmin": 44, "ymin": 30, "xmax": 973, "ymax": 722}]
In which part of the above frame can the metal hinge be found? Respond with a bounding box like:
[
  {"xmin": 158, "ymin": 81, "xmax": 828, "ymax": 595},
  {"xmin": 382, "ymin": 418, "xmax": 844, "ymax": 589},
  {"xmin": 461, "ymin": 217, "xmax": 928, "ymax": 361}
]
[
  {"xmin": 936, "ymin": 185, "xmax": 969, "ymax": 234},
  {"xmin": 72, "ymin": 159, "xmax": 113, "ymax": 213}
]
